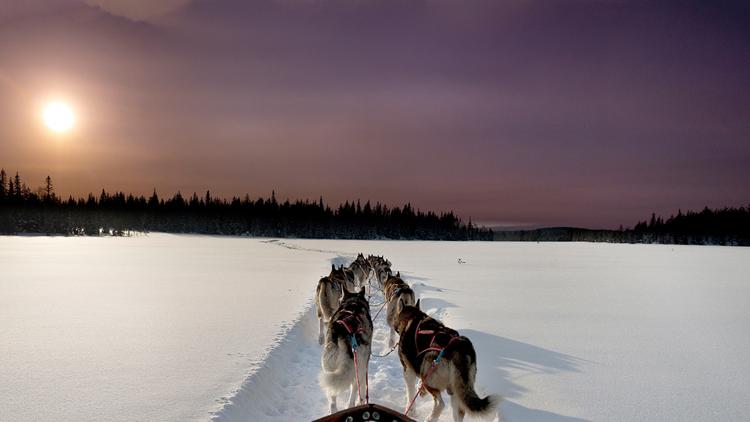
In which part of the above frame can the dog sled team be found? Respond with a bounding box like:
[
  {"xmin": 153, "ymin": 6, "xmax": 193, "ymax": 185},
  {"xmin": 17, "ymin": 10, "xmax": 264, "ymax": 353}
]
[{"xmin": 316, "ymin": 253, "xmax": 500, "ymax": 421}]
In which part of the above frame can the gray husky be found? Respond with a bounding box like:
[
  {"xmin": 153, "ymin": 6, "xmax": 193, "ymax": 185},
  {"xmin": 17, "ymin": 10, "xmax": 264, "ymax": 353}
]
[
  {"xmin": 367, "ymin": 255, "xmax": 392, "ymax": 288},
  {"xmin": 376, "ymin": 265, "xmax": 393, "ymax": 289},
  {"xmin": 348, "ymin": 253, "xmax": 372, "ymax": 288},
  {"xmin": 332, "ymin": 264, "xmax": 357, "ymax": 292},
  {"xmin": 396, "ymin": 300, "xmax": 500, "ymax": 422},
  {"xmin": 316, "ymin": 265, "xmax": 356, "ymax": 344},
  {"xmin": 319, "ymin": 287, "xmax": 373, "ymax": 413},
  {"xmin": 383, "ymin": 272, "xmax": 416, "ymax": 348}
]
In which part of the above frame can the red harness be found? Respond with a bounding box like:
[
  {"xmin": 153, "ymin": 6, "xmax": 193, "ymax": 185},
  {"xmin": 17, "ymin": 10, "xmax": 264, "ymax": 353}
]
[
  {"xmin": 414, "ymin": 318, "xmax": 459, "ymax": 358},
  {"xmin": 335, "ymin": 309, "xmax": 366, "ymax": 336},
  {"xmin": 334, "ymin": 308, "xmax": 369, "ymax": 405},
  {"xmin": 403, "ymin": 318, "xmax": 460, "ymax": 415}
]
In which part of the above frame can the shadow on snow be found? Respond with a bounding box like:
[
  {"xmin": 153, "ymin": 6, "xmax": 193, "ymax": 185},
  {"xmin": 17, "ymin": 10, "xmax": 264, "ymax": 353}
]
[{"xmin": 459, "ymin": 329, "xmax": 591, "ymax": 422}]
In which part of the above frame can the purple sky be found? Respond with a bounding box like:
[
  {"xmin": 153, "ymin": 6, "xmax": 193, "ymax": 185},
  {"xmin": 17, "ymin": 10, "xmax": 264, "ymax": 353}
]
[{"xmin": 1, "ymin": 0, "xmax": 748, "ymax": 228}]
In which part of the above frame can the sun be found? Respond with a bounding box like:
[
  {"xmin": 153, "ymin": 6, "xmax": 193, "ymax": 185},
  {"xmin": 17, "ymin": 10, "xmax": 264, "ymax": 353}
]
[{"xmin": 43, "ymin": 101, "xmax": 75, "ymax": 133}]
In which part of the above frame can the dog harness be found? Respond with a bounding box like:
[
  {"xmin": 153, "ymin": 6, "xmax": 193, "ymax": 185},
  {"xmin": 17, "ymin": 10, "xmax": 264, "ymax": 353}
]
[
  {"xmin": 387, "ymin": 286, "xmax": 404, "ymax": 302},
  {"xmin": 403, "ymin": 318, "xmax": 460, "ymax": 415},
  {"xmin": 335, "ymin": 309, "xmax": 366, "ymax": 339},
  {"xmin": 334, "ymin": 307, "xmax": 370, "ymax": 404},
  {"xmin": 414, "ymin": 318, "xmax": 460, "ymax": 359},
  {"xmin": 371, "ymin": 286, "xmax": 402, "ymax": 322},
  {"xmin": 330, "ymin": 272, "xmax": 348, "ymax": 291}
]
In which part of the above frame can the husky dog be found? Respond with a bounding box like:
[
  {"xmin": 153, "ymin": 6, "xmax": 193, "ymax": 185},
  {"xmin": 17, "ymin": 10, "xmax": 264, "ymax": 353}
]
[
  {"xmin": 331, "ymin": 264, "xmax": 357, "ymax": 293},
  {"xmin": 383, "ymin": 272, "xmax": 416, "ymax": 347},
  {"xmin": 375, "ymin": 264, "xmax": 393, "ymax": 288},
  {"xmin": 366, "ymin": 256, "xmax": 392, "ymax": 289},
  {"xmin": 320, "ymin": 287, "xmax": 373, "ymax": 413},
  {"xmin": 316, "ymin": 275, "xmax": 343, "ymax": 345},
  {"xmin": 316, "ymin": 265, "xmax": 356, "ymax": 344},
  {"xmin": 367, "ymin": 255, "xmax": 390, "ymax": 270},
  {"xmin": 348, "ymin": 253, "xmax": 372, "ymax": 288},
  {"xmin": 396, "ymin": 300, "xmax": 500, "ymax": 422}
]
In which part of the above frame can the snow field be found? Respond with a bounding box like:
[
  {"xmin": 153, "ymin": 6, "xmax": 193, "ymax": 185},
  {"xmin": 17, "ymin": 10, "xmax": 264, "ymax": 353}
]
[
  {"xmin": 0, "ymin": 235, "xmax": 334, "ymax": 422},
  {"xmin": 2, "ymin": 235, "xmax": 749, "ymax": 422}
]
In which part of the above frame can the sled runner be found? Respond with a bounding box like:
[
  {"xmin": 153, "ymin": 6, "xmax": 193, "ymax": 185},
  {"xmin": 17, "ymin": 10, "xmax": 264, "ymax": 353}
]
[{"xmin": 312, "ymin": 403, "xmax": 416, "ymax": 422}]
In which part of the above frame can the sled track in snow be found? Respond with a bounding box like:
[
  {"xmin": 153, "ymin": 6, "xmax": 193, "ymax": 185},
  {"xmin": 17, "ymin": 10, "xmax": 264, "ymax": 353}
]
[
  {"xmin": 209, "ymin": 287, "xmax": 446, "ymax": 421},
  {"xmin": 210, "ymin": 245, "xmax": 482, "ymax": 421},
  {"xmin": 210, "ymin": 301, "xmax": 326, "ymax": 421}
]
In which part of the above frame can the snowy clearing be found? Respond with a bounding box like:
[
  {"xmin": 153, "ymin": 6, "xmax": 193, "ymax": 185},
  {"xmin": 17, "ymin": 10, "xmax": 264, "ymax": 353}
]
[{"xmin": 2, "ymin": 234, "xmax": 749, "ymax": 421}]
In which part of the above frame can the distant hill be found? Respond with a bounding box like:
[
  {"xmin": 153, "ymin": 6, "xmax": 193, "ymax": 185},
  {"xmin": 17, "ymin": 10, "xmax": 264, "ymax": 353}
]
[
  {"xmin": 495, "ymin": 206, "xmax": 750, "ymax": 246},
  {"xmin": 494, "ymin": 227, "xmax": 619, "ymax": 242}
]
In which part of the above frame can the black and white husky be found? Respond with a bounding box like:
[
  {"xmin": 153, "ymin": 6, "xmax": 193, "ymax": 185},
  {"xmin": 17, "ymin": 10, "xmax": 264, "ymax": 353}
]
[
  {"xmin": 383, "ymin": 272, "xmax": 416, "ymax": 348},
  {"xmin": 316, "ymin": 265, "xmax": 356, "ymax": 344},
  {"xmin": 396, "ymin": 300, "xmax": 500, "ymax": 422},
  {"xmin": 319, "ymin": 287, "xmax": 373, "ymax": 413}
]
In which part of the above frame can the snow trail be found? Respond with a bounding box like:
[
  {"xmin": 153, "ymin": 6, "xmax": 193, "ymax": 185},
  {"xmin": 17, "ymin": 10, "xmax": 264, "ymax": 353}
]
[{"xmin": 210, "ymin": 301, "xmax": 326, "ymax": 421}]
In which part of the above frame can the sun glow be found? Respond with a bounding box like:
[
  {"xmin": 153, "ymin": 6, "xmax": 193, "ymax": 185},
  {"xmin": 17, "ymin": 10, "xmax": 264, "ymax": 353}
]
[{"xmin": 43, "ymin": 101, "xmax": 75, "ymax": 133}]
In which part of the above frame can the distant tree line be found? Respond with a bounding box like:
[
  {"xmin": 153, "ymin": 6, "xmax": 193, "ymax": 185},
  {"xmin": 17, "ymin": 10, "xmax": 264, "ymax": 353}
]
[
  {"xmin": 494, "ymin": 206, "xmax": 750, "ymax": 246},
  {"xmin": 0, "ymin": 169, "xmax": 493, "ymax": 240}
]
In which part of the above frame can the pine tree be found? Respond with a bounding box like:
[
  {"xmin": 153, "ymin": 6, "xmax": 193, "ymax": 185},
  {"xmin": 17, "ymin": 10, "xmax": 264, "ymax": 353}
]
[
  {"xmin": 0, "ymin": 169, "xmax": 6, "ymax": 200},
  {"xmin": 148, "ymin": 189, "xmax": 159, "ymax": 208},
  {"xmin": 44, "ymin": 175, "xmax": 54, "ymax": 200},
  {"xmin": 13, "ymin": 172, "xmax": 22, "ymax": 199}
]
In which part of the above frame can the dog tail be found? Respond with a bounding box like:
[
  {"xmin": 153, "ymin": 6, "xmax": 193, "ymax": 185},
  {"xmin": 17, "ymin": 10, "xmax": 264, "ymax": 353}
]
[
  {"xmin": 451, "ymin": 337, "xmax": 501, "ymax": 416},
  {"xmin": 319, "ymin": 339, "xmax": 354, "ymax": 393}
]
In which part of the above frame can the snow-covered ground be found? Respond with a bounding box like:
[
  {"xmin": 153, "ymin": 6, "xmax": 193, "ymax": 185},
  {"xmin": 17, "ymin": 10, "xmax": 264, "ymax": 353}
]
[
  {"xmin": 1, "ymin": 234, "xmax": 749, "ymax": 421},
  {"xmin": 0, "ymin": 235, "xmax": 330, "ymax": 422}
]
